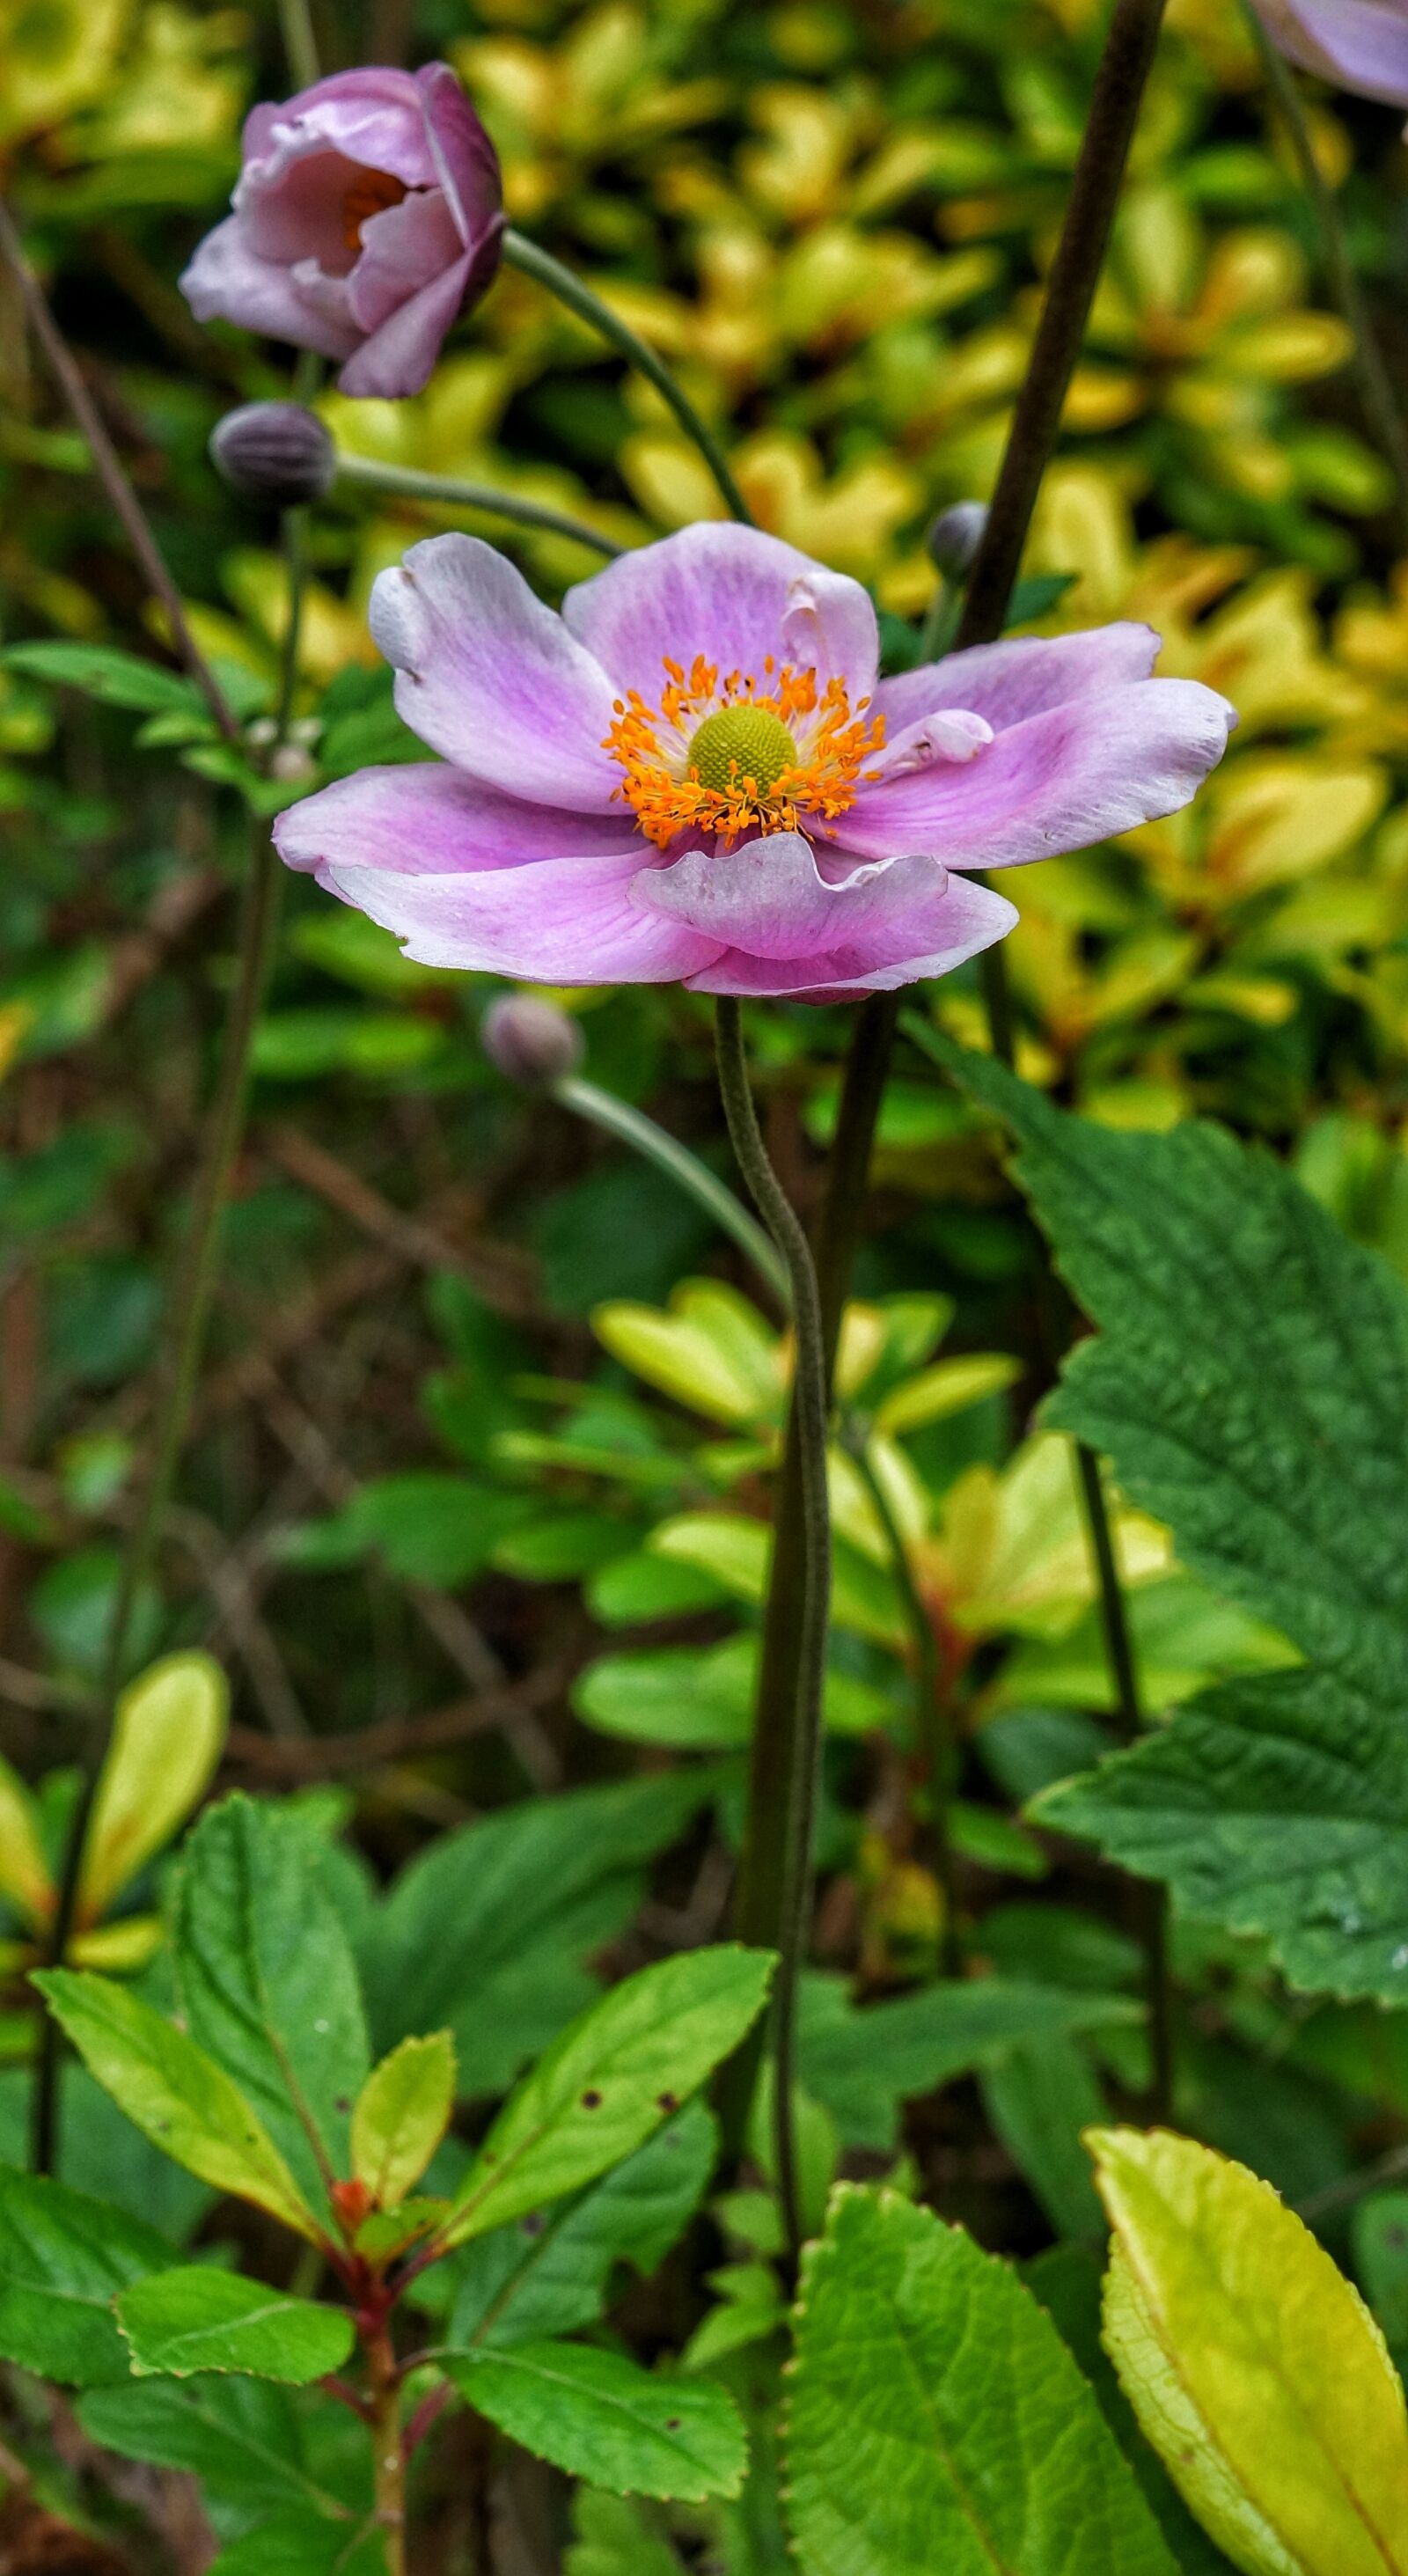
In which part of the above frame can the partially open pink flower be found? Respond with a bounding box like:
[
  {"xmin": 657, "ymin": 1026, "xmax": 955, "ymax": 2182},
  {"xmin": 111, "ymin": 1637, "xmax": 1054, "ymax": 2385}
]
[
  {"xmin": 1251, "ymin": 0, "xmax": 1408, "ymax": 105},
  {"xmin": 180, "ymin": 67, "xmax": 503, "ymax": 399},
  {"xmin": 275, "ymin": 525, "xmax": 1236, "ymax": 1002}
]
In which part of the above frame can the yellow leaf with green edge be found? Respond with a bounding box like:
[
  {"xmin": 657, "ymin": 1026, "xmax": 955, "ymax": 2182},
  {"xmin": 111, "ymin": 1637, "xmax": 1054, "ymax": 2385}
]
[
  {"xmin": 1090, "ymin": 2126, "xmax": 1408, "ymax": 2576},
  {"xmin": 69, "ymin": 1917, "xmax": 163, "ymax": 1972},
  {"xmin": 593, "ymin": 1282, "xmax": 781, "ymax": 1429},
  {"xmin": 79, "ymin": 1652, "xmax": 227, "ymax": 1926},
  {"xmin": 0, "ymin": 1752, "xmax": 52, "ymax": 1926},
  {"xmin": 351, "ymin": 2032, "xmax": 456, "ymax": 2210}
]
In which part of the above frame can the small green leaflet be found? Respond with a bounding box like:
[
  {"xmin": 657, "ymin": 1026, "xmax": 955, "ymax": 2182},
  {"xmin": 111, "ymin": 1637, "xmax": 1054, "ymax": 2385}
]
[
  {"xmin": 33, "ymin": 1971, "xmax": 319, "ymax": 2242},
  {"xmin": 783, "ymin": 2186, "xmax": 1180, "ymax": 2576},
  {"xmin": 207, "ymin": 2515, "xmax": 385, "ymax": 2576},
  {"xmin": 435, "ymin": 2101, "xmax": 716, "ymax": 2351},
  {"xmin": 930, "ymin": 1033, "xmax": 1408, "ymax": 2002},
  {"xmin": 350, "ymin": 2031, "xmax": 455, "ymax": 2210},
  {"xmin": 799, "ymin": 1973, "xmax": 1138, "ymax": 2151},
  {"xmin": 173, "ymin": 1795, "xmax": 370, "ymax": 2218},
  {"xmin": 0, "ymin": 2168, "xmax": 172, "ymax": 2386},
  {"xmin": 1, "ymin": 641, "xmax": 208, "ymax": 718},
  {"xmin": 441, "ymin": 1946, "xmax": 772, "ymax": 2249},
  {"xmin": 78, "ymin": 2375, "xmax": 356, "ymax": 2518},
  {"xmin": 117, "ymin": 2267, "xmax": 355, "ymax": 2382},
  {"xmin": 448, "ymin": 2340, "xmax": 747, "ymax": 2501}
]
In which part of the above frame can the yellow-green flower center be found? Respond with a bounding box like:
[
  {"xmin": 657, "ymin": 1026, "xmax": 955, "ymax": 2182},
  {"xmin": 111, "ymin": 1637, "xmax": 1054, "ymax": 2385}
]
[{"xmin": 687, "ymin": 706, "xmax": 799, "ymax": 796}]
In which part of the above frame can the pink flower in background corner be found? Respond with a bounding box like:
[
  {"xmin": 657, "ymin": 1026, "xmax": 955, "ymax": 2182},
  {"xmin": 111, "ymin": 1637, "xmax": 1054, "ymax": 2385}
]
[
  {"xmin": 274, "ymin": 525, "xmax": 1237, "ymax": 1003},
  {"xmin": 1251, "ymin": 0, "xmax": 1408, "ymax": 106},
  {"xmin": 180, "ymin": 66, "xmax": 504, "ymax": 399}
]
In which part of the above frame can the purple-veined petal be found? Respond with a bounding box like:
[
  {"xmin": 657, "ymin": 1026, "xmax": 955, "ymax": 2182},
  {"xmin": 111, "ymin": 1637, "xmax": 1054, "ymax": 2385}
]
[
  {"xmin": 318, "ymin": 848, "xmax": 722, "ymax": 984},
  {"xmin": 1253, "ymin": 0, "xmax": 1408, "ymax": 105},
  {"xmin": 835, "ymin": 676, "xmax": 1236, "ymax": 869},
  {"xmin": 369, "ymin": 534, "xmax": 622, "ymax": 810},
  {"xmin": 634, "ymin": 829, "xmax": 1015, "ymax": 994},
  {"xmin": 341, "ymin": 246, "xmax": 473, "ymax": 397},
  {"xmin": 179, "ymin": 217, "xmax": 360, "ymax": 358},
  {"xmin": 561, "ymin": 525, "xmax": 880, "ymax": 706},
  {"xmin": 874, "ymin": 623, "xmax": 1162, "ymax": 739},
  {"xmin": 274, "ymin": 763, "xmax": 642, "ymax": 881}
]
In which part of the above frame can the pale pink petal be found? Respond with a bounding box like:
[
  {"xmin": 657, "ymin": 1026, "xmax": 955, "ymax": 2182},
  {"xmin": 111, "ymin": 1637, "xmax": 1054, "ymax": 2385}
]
[
  {"xmin": 874, "ymin": 623, "xmax": 1162, "ymax": 738},
  {"xmin": 274, "ymin": 764, "xmax": 641, "ymax": 880},
  {"xmin": 1254, "ymin": 0, "xmax": 1408, "ymax": 103},
  {"xmin": 319, "ymin": 849, "xmax": 722, "ymax": 983},
  {"xmin": 416, "ymin": 61, "xmax": 504, "ymax": 253},
  {"xmin": 834, "ymin": 677, "xmax": 1236, "ymax": 869},
  {"xmin": 340, "ymin": 248, "xmax": 472, "ymax": 396},
  {"xmin": 561, "ymin": 525, "xmax": 879, "ymax": 705},
  {"xmin": 869, "ymin": 708, "xmax": 993, "ymax": 782},
  {"xmin": 180, "ymin": 217, "xmax": 360, "ymax": 358},
  {"xmin": 244, "ymin": 70, "xmax": 442, "ymax": 193},
  {"xmin": 670, "ymin": 848, "xmax": 1017, "ymax": 998},
  {"xmin": 369, "ymin": 535, "xmax": 621, "ymax": 810}
]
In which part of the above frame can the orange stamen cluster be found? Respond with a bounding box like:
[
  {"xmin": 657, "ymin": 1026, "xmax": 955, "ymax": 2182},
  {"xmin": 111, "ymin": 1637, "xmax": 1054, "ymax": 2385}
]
[
  {"xmin": 605, "ymin": 653, "xmax": 885, "ymax": 849},
  {"xmin": 341, "ymin": 168, "xmax": 408, "ymax": 253}
]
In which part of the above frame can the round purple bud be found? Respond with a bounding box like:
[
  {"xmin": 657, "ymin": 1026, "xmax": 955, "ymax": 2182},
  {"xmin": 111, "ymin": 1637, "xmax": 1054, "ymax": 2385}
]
[
  {"xmin": 210, "ymin": 402, "xmax": 335, "ymax": 506},
  {"xmin": 927, "ymin": 500, "xmax": 988, "ymax": 582},
  {"xmin": 482, "ymin": 994, "xmax": 584, "ymax": 1089}
]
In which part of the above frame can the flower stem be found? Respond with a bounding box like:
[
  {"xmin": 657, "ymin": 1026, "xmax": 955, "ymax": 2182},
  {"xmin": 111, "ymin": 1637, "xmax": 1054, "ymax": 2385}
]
[
  {"xmin": 1245, "ymin": 7, "xmax": 1408, "ymax": 555},
  {"xmin": 0, "ymin": 196, "xmax": 243, "ymax": 748},
  {"xmin": 278, "ymin": 0, "xmax": 321, "ymax": 89},
  {"xmin": 501, "ymin": 228, "xmax": 753, "ymax": 528},
  {"xmin": 714, "ymin": 1000, "xmax": 831, "ymax": 2269},
  {"xmin": 334, "ymin": 452, "xmax": 626, "ymax": 558},
  {"xmin": 366, "ymin": 2324, "xmax": 407, "ymax": 2576},
  {"xmin": 847, "ymin": 1433, "xmax": 960, "ymax": 1972},
  {"xmin": 553, "ymin": 1073, "xmax": 790, "ymax": 1312}
]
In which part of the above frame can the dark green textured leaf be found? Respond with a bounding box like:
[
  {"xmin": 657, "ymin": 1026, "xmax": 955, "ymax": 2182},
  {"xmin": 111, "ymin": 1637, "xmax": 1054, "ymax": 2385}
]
[
  {"xmin": 117, "ymin": 2266, "xmax": 355, "ymax": 2382},
  {"xmin": 0, "ymin": 2168, "xmax": 171, "ymax": 2386},
  {"xmin": 784, "ymin": 2185, "xmax": 1179, "ymax": 2576},
  {"xmin": 798, "ymin": 1974, "xmax": 1139, "ymax": 2151},
  {"xmin": 448, "ymin": 2339, "xmax": 747, "ymax": 2500},
  {"xmin": 173, "ymin": 1794, "xmax": 370, "ymax": 2214},
  {"xmin": 934, "ymin": 1036, "xmax": 1408, "ymax": 2001},
  {"xmin": 207, "ymin": 2514, "xmax": 385, "ymax": 2576}
]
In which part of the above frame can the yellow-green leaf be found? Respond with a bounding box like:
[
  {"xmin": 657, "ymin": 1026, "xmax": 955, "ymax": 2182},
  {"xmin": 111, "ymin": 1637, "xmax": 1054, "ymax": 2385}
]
[
  {"xmin": 79, "ymin": 1652, "xmax": 228, "ymax": 1925},
  {"xmin": 1090, "ymin": 2125, "xmax": 1408, "ymax": 2576},
  {"xmin": 0, "ymin": 1752, "xmax": 52, "ymax": 1926},
  {"xmin": 593, "ymin": 1282, "xmax": 781, "ymax": 1429},
  {"xmin": 350, "ymin": 2032, "xmax": 456, "ymax": 2211}
]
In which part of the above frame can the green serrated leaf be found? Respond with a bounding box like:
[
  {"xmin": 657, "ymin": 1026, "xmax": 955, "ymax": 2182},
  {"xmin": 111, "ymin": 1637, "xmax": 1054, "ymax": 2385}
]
[
  {"xmin": 33, "ymin": 1970, "xmax": 319, "ymax": 2242},
  {"xmin": 442, "ymin": 1948, "xmax": 772, "ymax": 2250},
  {"xmin": 0, "ymin": 2168, "xmax": 172, "ymax": 2386},
  {"xmin": 351, "ymin": 2032, "xmax": 455, "ymax": 2210},
  {"xmin": 448, "ymin": 2338, "xmax": 747, "ymax": 2501},
  {"xmin": 784, "ymin": 2183, "xmax": 1180, "ymax": 2576},
  {"xmin": 173, "ymin": 1794, "xmax": 370, "ymax": 2214},
  {"xmin": 930, "ymin": 1035, "xmax": 1408, "ymax": 2002},
  {"xmin": 117, "ymin": 2266, "xmax": 355, "ymax": 2383}
]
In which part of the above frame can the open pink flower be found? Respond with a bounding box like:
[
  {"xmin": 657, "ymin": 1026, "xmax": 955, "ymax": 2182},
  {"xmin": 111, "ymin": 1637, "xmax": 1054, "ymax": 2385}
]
[
  {"xmin": 275, "ymin": 525, "xmax": 1236, "ymax": 1002},
  {"xmin": 180, "ymin": 66, "xmax": 503, "ymax": 400},
  {"xmin": 1251, "ymin": 0, "xmax": 1408, "ymax": 105}
]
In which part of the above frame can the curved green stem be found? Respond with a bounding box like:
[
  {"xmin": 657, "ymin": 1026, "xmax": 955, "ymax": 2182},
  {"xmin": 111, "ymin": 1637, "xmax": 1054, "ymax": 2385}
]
[
  {"xmin": 554, "ymin": 1074, "xmax": 789, "ymax": 1311},
  {"xmin": 277, "ymin": 0, "xmax": 320, "ymax": 87},
  {"xmin": 714, "ymin": 1000, "xmax": 831, "ymax": 2271},
  {"xmin": 334, "ymin": 453, "xmax": 625, "ymax": 559},
  {"xmin": 1246, "ymin": 8, "xmax": 1408, "ymax": 555},
  {"xmin": 501, "ymin": 228, "xmax": 753, "ymax": 528}
]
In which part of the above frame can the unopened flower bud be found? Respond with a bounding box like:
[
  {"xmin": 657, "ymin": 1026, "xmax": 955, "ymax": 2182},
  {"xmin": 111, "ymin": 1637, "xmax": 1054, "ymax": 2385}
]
[
  {"xmin": 209, "ymin": 402, "xmax": 335, "ymax": 505},
  {"xmin": 927, "ymin": 501, "xmax": 988, "ymax": 583},
  {"xmin": 482, "ymin": 994, "xmax": 584, "ymax": 1089}
]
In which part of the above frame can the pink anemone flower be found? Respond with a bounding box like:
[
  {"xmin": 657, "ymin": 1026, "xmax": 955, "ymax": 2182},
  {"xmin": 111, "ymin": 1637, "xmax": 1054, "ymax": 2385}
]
[
  {"xmin": 274, "ymin": 525, "xmax": 1236, "ymax": 1002},
  {"xmin": 180, "ymin": 66, "xmax": 503, "ymax": 400},
  {"xmin": 1250, "ymin": 0, "xmax": 1408, "ymax": 106}
]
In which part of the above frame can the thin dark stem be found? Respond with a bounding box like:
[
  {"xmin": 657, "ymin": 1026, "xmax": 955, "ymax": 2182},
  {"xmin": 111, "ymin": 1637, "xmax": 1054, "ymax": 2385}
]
[
  {"xmin": 714, "ymin": 1001, "xmax": 831, "ymax": 2270},
  {"xmin": 723, "ymin": 993, "xmax": 898, "ymax": 2149},
  {"xmin": 0, "ymin": 197, "xmax": 243, "ymax": 748},
  {"xmin": 32, "ymin": 819, "xmax": 283, "ymax": 2174},
  {"xmin": 334, "ymin": 454, "xmax": 625, "ymax": 557},
  {"xmin": 501, "ymin": 229, "xmax": 753, "ymax": 528},
  {"xmin": 1248, "ymin": 11, "xmax": 1408, "ymax": 555},
  {"xmin": 848, "ymin": 1435, "xmax": 960, "ymax": 1971}
]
